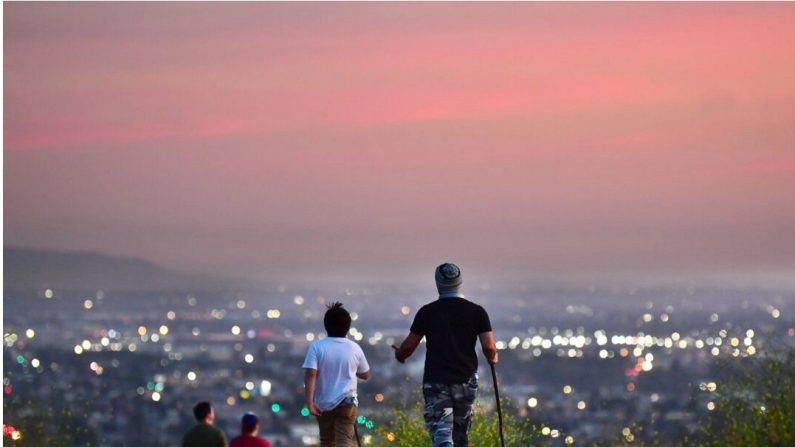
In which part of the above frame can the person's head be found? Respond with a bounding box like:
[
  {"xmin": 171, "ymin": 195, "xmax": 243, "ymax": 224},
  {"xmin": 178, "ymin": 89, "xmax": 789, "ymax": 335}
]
[
  {"xmin": 435, "ymin": 263, "xmax": 464, "ymax": 298},
  {"xmin": 241, "ymin": 412, "xmax": 259, "ymax": 435},
  {"xmin": 324, "ymin": 302, "xmax": 352, "ymax": 337},
  {"xmin": 193, "ymin": 401, "xmax": 214, "ymax": 423}
]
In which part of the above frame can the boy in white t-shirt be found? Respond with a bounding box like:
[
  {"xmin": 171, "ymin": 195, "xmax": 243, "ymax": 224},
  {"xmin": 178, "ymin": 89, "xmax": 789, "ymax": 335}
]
[{"xmin": 303, "ymin": 302, "xmax": 370, "ymax": 447}]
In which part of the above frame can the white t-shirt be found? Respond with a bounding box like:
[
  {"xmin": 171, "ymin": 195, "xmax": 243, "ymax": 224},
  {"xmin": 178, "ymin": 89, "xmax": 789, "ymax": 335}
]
[{"xmin": 302, "ymin": 337, "xmax": 370, "ymax": 412}]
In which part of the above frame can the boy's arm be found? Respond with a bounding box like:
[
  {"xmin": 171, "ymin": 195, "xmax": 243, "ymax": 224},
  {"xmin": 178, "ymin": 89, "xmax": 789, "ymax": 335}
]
[
  {"xmin": 304, "ymin": 368, "xmax": 322, "ymax": 416},
  {"xmin": 356, "ymin": 370, "xmax": 370, "ymax": 380},
  {"xmin": 478, "ymin": 331, "xmax": 499, "ymax": 364},
  {"xmin": 391, "ymin": 332, "xmax": 423, "ymax": 363}
]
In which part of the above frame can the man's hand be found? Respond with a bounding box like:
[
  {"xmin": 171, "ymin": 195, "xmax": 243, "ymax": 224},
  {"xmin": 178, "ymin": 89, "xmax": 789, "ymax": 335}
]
[
  {"xmin": 307, "ymin": 401, "xmax": 323, "ymax": 417},
  {"xmin": 391, "ymin": 345, "xmax": 405, "ymax": 363},
  {"xmin": 479, "ymin": 331, "xmax": 499, "ymax": 365}
]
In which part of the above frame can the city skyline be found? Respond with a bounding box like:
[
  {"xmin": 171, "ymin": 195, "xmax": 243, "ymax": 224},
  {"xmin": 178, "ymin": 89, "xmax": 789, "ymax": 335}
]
[{"xmin": 5, "ymin": 2, "xmax": 795, "ymax": 285}]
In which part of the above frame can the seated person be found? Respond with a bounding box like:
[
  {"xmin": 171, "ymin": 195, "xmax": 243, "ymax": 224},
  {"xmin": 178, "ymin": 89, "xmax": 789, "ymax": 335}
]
[{"xmin": 229, "ymin": 413, "xmax": 271, "ymax": 447}]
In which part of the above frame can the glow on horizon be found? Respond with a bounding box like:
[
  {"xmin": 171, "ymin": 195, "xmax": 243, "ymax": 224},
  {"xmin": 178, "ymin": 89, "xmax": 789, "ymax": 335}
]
[{"xmin": 4, "ymin": 3, "xmax": 795, "ymax": 283}]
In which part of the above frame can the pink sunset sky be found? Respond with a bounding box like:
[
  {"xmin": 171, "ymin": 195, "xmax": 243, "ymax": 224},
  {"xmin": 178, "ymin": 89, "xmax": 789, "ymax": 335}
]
[{"xmin": 4, "ymin": 2, "xmax": 795, "ymax": 285}]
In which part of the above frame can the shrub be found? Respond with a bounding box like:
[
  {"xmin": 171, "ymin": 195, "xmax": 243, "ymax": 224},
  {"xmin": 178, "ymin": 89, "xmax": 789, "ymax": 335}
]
[{"xmin": 376, "ymin": 399, "xmax": 540, "ymax": 446}]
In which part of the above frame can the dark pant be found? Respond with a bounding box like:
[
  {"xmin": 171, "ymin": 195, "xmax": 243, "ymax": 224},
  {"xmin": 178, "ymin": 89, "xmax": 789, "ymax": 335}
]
[
  {"xmin": 422, "ymin": 375, "xmax": 478, "ymax": 447},
  {"xmin": 316, "ymin": 403, "xmax": 357, "ymax": 447}
]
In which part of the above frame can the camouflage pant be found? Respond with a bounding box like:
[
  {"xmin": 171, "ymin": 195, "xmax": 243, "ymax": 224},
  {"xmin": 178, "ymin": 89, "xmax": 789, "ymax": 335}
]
[{"xmin": 422, "ymin": 374, "xmax": 478, "ymax": 447}]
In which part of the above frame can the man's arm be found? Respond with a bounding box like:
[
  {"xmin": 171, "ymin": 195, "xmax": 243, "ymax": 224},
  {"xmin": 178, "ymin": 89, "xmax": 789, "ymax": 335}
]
[
  {"xmin": 391, "ymin": 332, "xmax": 423, "ymax": 363},
  {"xmin": 356, "ymin": 370, "xmax": 370, "ymax": 380},
  {"xmin": 478, "ymin": 331, "xmax": 498, "ymax": 364},
  {"xmin": 304, "ymin": 368, "xmax": 322, "ymax": 416}
]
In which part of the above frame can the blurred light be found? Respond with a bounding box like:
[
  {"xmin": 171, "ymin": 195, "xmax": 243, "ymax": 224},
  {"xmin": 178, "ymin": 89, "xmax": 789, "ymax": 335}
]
[
  {"xmin": 709, "ymin": 313, "xmax": 719, "ymax": 323},
  {"xmin": 260, "ymin": 380, "xmax": 272, "ymax": 396},
  {"xmin": 541, "ymin": 427, "xmax": 550, "ymax": 436},
  {"xmin": 167, "ymin": 311, "xmax": 176, "ymax": 320},
  {"xmin": 375, "ymin": 393, "xmax": 385, "ymax": 403},
  {"xmin": 577, "ymin": 400, "xmax": 586, "ymax": 410},
  {"xmin": 746, "ymin": 329, "xmax": 755, "ymax": 338},
  {"xmin": 306, "ymin": 332, "xmax": 315, "ymax": 342},
  {"xmin": 294, "ymin": 295, "xmax": 305, "ymax": 305},
  {"xmin": 271, "ymin": 403, "xmax": 281, "ymax": 413},
  {"xmin": 101, "ymin": 337, "xmax": 110, "ymax": 347},
  {"xmin": 245, "ymin": 381, "xmax": 255, "ymax": 391},
  {"xmin": 192, "ymin": 328, "xmax": 200, "ymax": 336},
  {"xmin": 138, "ymin": 326, "xmax": 147, "ymax": 336},
  {"xmin": 267, "ymin": 344, "xmax": 276, "ymax": 353},
  {"xmin": 25, "ymin": 329, "xmax": 35, "ymax": 339},
  {"xmin": 706, "ymin": 382, "xmax": 717, "ymax": 392},
  {"xmin": 231, "ymin": 326, "xmax": 241, "ymax": 335},
  {"xmin": 563, "ymin": 385, "xmax": 573, "ymax": 394},
  {"xmin": 11, "ymin": 430, "xmax": 22, "ymax": 441},
  {"xmin": 240, "ymin": 390, "xmax": 251, "ymax": 399},
  {"xmin": 44, "ymin": 289, "xmax": 54, "ymax": 299},
  {"xmin": 152, "ymin": 392, "xmax": 161, "ymax": 402},
  {"xmin": 187, "ymin": 371, "xmax": 197, "ymax": 381},
  {"xmin": 565, "ymin": 435, "xmax": 574, "ymax": 445},
  {"xmin": 159, "ymin": 325, "xmax": 169, "ymax": 335},
  {"xmin": 16, "ymin": 355, "xmax": 25, "ymax": 364},
  {"xmin": 31, "ymin": 358, "xmax": 40, "ymax": 368},
  {"xmin": 301, "ymin": 407, "xmax": 310, "ymax": 417},
  {"xmin": 151, "ymin": 334, "xmax": 160, "ymax": 343},
  {"xmin": 81, "ymin": 340, "xmax": 92, "ymax": 350},
  {"xmin": 74, "ymin": 345, "xmax": 84, "ymax": 355},
  {"xmin": 350, "ymin": 312, "xmax": 358, "ymax": 321},
  {"xmin": 386, "ymin": 432, "xmax": 396, "ymax": 442},
  {"xmin": 707, "ymin": 402, "xmax": 715, "ymax": 411},
  {"xmin": 226, "ymin": 396, "xmax": 236, "ymax": 406},
  {"xmin": 771, "ymin": 308, "xmax": 780, "ymax": 318},
  {"xmin": 236, "ymin": 300, "xmax": 246, "ymax": 309},
  {"xmin": 244, "ymin": 354, "xmax": 254, "ymax": 363},
  {"xmin": 84, "ymin": 299, "xmax": 93, "ymax": 309},
  {"xmin": 401, "ymin": 306, "xmax": 411, "ymax": 316}
]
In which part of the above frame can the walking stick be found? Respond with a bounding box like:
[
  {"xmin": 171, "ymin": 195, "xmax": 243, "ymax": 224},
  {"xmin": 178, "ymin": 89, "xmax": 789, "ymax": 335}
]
[
  {"xmin": 490, "ymin": 362, "xmax": 507, "ymax": 447},
  {"xmin": 354, "ymin": 420, "xmax": 362, "ymax": 447}
]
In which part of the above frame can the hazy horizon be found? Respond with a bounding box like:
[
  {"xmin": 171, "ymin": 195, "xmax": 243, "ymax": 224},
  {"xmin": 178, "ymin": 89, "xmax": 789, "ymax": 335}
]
[{"xmin": 5, "ymin": 3, "xmax": 795, "ymax": 287}]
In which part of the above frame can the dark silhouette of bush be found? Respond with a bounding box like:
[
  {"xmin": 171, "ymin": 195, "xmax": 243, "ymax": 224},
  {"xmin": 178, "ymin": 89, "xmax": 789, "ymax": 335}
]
[{"xmin": 691, "ymin": 343, "xmax": 795, "ymax": 447}]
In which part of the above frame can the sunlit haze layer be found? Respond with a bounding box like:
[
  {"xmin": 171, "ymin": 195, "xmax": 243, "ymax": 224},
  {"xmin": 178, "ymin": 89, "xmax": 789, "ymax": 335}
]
[{"xmin": 5, "ymin": 3, "xmax": 795, "ymax": 285}]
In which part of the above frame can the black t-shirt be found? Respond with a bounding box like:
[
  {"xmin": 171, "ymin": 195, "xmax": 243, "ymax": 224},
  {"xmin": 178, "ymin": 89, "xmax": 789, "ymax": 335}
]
[{"xmin": 410, "ymin": 298, "xmax": 492, "ymax": 384}]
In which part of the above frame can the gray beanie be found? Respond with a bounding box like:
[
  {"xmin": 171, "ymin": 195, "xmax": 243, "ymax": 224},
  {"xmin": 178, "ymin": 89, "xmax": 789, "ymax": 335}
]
[{"xmin": 435, "ymin": 263, "xmax": 464, "ymax": 298}]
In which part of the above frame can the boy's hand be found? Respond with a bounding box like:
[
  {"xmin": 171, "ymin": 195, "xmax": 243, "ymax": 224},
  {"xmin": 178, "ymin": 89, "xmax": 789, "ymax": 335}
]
[
  {"xmin": 308, "ymin": 402, "xmax": 323, "ymax": 417},
  {"xmin": 391, "ymin": 345, "xmax": 405, "ymax": 363}
]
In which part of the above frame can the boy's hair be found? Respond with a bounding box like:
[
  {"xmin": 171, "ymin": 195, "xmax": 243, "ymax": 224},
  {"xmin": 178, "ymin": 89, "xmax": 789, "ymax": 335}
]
[
  {"xmin": 193, "ymin": 401, "xmax": 212, "ymax": 421},
  {"xmin": 241, "ymin": 412, "xmax": 259, "ymax": 433},
  {"xmin": 324, "ymin": 301, "xmax": 352, "ymax": 337}
]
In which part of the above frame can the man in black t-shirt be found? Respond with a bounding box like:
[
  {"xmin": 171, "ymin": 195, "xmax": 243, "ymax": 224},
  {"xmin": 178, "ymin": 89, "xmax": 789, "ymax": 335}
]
[{"xmin": 393, "ymin": 263, "xmax": 498, "ymax": 447}]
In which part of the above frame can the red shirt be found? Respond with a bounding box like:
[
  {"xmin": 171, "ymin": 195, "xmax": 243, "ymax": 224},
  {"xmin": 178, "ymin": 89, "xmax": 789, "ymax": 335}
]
[{"xmin": 229, "ymin": 435, "xmax": 272, "ymax": 447}]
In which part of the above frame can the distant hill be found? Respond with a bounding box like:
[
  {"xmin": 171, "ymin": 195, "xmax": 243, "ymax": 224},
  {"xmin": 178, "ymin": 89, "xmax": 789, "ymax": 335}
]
[{"xmin": 3, "ymin": 246, "xmax": 232, "ymax": 291}]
